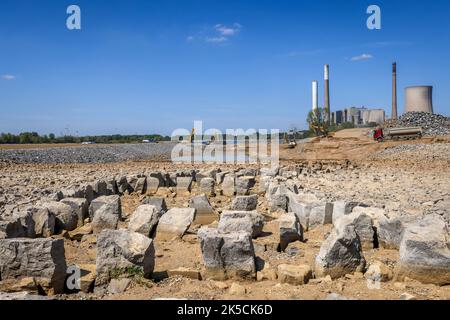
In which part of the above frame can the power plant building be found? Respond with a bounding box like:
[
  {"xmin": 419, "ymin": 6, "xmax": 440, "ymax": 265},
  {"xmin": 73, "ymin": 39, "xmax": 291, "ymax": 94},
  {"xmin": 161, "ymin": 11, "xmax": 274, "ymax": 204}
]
[{"xmin": 331, "ymin": 107, "xmax": 385, "ymax": 126}]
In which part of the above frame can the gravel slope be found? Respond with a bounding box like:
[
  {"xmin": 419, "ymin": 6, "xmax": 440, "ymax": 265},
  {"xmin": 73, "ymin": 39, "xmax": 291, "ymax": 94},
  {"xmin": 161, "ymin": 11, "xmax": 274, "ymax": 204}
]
[{"xmin": 0, "ymin": 143, "xmax": 177, "ymax": 164}]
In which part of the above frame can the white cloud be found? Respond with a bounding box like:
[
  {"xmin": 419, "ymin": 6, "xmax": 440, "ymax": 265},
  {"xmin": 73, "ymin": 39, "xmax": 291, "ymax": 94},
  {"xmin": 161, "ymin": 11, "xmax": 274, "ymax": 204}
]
[
  {"xmin": 351, "ymin": 54, "xmax": 373, "ymax": 61},
  {"xmin": 186, "ymin": 36, "xmax": 195, "ymax": 42},
  {"xmin": 2, "ymin": 74, "xmax": 16, "ymax": 80},
  {"xmin": 206, "ymin": 36, "xmax": 228, "ymax": 43},
  {"xmin": 215, "ymin": 23, "xmax": 242, "ymax": 36}
]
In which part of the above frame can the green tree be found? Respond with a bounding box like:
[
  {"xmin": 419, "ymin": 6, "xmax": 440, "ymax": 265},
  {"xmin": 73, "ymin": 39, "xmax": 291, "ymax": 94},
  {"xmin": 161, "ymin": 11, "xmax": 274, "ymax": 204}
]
[{"xmin": 307, "ymin": 108, "xmax": 329, "ymax": 137}]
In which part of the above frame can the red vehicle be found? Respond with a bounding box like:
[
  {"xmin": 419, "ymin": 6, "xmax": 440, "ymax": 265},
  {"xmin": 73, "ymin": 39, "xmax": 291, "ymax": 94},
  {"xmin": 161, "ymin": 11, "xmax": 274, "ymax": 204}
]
[{"xmin": 373, "ymin": 128, "xmax": 384, "ymax": 142}]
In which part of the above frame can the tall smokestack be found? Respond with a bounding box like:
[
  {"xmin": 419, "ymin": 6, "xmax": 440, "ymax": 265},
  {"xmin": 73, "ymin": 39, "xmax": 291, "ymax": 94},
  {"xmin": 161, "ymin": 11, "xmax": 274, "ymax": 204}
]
[
  {"xmin": 324, "ymin": 64, "xmax": 330, "ymax": 122},
  {"xmin": 312, "ymin": 81, "xmax": 318, "ymax": 111},
  {"xmin": 392, "ymin": 62, "xmax": 398, "ymax": 119}
]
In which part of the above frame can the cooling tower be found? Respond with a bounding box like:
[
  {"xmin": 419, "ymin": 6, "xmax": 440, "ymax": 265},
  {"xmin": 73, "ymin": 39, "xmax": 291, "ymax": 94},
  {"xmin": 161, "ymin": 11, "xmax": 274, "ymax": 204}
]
[{"xmin": 404, "ymin": 86, "xmax": 433, "ymax": 114}]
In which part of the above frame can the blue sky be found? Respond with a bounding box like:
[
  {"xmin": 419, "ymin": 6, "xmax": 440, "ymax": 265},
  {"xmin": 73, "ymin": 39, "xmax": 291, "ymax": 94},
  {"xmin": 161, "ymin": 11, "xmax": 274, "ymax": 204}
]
[{"xmin": 1, "ymin": 0, "xmax": 449, "ymax": 136}]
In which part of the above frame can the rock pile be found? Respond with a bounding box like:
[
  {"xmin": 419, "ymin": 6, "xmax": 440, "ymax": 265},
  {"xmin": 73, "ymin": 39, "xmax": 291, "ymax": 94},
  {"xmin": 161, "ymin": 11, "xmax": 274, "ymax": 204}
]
[
  {"xmin": 385, "ymin": 112, "xmax": 450, "ymax": 136},
  {"xmin": 0, "ymin": 161, "xmax": 449, "ymax": 299}
]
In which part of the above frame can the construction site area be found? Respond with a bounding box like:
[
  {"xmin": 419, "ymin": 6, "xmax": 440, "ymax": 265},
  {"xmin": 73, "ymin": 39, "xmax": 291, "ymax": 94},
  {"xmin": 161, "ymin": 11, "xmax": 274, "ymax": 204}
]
[{"xmin": 1, "ymin": 58, "xmax": 450, "ymax": 300}]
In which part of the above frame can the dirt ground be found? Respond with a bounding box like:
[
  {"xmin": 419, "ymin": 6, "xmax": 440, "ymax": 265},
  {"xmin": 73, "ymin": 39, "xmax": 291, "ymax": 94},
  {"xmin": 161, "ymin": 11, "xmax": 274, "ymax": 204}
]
[{"xmin": 281, "ymin": 128, "xmax": 448, "ymax": 162}]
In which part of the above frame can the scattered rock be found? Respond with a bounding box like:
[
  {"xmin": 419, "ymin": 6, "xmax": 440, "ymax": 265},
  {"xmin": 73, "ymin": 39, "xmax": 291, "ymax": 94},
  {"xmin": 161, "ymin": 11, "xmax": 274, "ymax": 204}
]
[
  {"xmin": 89, "ymin": 195, "xmax": 122, "ymax": 221},
  {"xmin": 189, "ymin": 195, "xmax": 217, "ymax": 225},
  {"xmin": 128, "ymin": 205, "xmax": 160, "ymax": 237},
  {"xmin": 142, "ymin": 197, "xmax": 167, "ymax": 216},
  {"xmin": 277, "ymin": 264, "xmax": 312, "ymax": 285},
  {"xmin": 231, "ymin": 195, "xmax": 258, "ymax": 211},
  {"xmin": 61, "ymin": 197, "xmax": 89, "ymax": 227},
  {"xmin": 229, "ymin": 282, "xmax": 246, "ymax": 295},
  {"xmin": 315, "ymin": 224, "xmax": 366, "ymax": 279},
  {"xmin": 218, "ymin": 211, "xmax": 264, "ymax": 239},
  {"xmin": 156, "ymin": 208, "xmax": 196, "ymax": 240},
  {"xmin": 29, "ymin": 206, "xmax": 55, "ymax": 237},
  {"xmin": 399, "ymin": 293, "xmax": 417, "ymax": 301},
  {"xmin": 364, "ymin": 261, "xmax": 393, "ymax": 283},
  {"xmin": 278, "ymin": 212, "xmax": 303, "ymax": 251},
  {"xmin": 96, "ymin": 229, "xmax": 155, "ymax": 286},
  {"xmin": 396, "ymin": 214, "xmax": 450, "ymax": 285},
  {"xmin": 92, "ymin": 202, "xmax": 121, "ymax": 234},
  {"xmin": 334, "ymin": 211, "xmax": 376, "ymax": 250},
  {"xmin": 167, "ymin": 267, "xmax": 201, "ymax": 280},
  {"xmin": 198, "ymin": 228, "xmax": 256, "ymax": 280},
  {"xmin": 40, "ymin": 201, "xmax": 78, "ymax": 232},
  {"xmin": 235, "ymin": 176, "xmax": 255, "ymax": 195},
  {"xmin": 107, "ymin": 278, "xmax": 132, "ymax": 294},
  {"xmin": 222, "ymin": 175, "xmax": 236, "ymax": 197},
  {"xmin": 0, "ymin": 238, "xmax": 67, "ymax": 294},
  {"xmin": 68, "ymin": 223, "xmax": 93, "ymax": 241},
  {"xmin": 200, "ymin": 178, "xmax": 216, "ymax": 196},
  {"xmin": 176, "ymin": 177, "xmax": 193, "ymax": 194}
]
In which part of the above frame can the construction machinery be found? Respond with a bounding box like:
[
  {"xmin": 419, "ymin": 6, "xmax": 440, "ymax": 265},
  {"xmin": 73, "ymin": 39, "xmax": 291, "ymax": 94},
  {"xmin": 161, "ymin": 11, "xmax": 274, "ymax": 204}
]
[
  {"xmin": 373, "ymin": 127, "xmax": 423, "ymax": 142},
  {"xmin": 284, "ymin": 130, "xmax": 298, "ymax": 149}
]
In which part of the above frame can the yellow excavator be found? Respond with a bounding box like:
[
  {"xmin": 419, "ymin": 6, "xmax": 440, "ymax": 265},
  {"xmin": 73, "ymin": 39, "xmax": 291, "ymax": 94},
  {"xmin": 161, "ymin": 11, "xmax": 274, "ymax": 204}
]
[{"xmin": 284, "ymin": 131, "xmax": 297, "ymax": 149}]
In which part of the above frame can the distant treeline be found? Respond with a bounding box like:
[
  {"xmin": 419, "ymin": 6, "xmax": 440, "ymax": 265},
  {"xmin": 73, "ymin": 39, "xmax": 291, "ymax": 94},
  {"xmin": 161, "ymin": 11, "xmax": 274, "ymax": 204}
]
[{"xmin": 0, "ymin": 132, "xmax": 171, "ymax": 144}]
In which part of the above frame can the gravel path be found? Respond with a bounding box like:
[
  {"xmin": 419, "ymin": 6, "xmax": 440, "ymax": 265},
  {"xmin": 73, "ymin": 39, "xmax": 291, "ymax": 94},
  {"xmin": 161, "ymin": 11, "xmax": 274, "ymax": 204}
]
[{"xmin": 0, "ymin": 143, "xmax": 177, "ymax": 164}]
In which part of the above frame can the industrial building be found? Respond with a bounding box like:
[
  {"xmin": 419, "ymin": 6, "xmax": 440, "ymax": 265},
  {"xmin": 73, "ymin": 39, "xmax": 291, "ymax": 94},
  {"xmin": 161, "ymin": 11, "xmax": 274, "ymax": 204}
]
[{"xmin": 331, "ymin": 107, "xmax": 385, "ymax": 126}]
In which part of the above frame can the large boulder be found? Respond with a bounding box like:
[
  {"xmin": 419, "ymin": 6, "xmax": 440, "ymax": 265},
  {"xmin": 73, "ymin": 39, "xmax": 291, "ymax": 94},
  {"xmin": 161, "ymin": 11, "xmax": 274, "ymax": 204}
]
[
  {"xmin": 267, "ymin": 183, "xmax": 288, "ymax": 212},
  {"xmin": 235, "ymin": 176, "xmax": 255, "ymax": 195},
  {"xmin": 106, "ymin": 178, "xmax": 118, "ymax": 196},
  {"xmin": 278, "ymin": 212, "xmax": 303, "ymax": 251},
  {"xmin": 396, "ymin": 215, "xmax": 450, "ymax": 285},
  {"xmin": 376, "ymin": 214, "xmax": 417, "ymax": 250},
  {"xmin": 96, "ymin": 229, "xmax": 155, "ymax": 286},
  {"xmin": 146, "ymin": 177, "xmax": 160, "ymax": 194},
  {"xmin": 91, "ymin": 202, "xmax": 121, "ymax": 235},
  {"xmin": 189, "ymin": 194, "xmax": 217, "ymax": 225},
  {"xmin": 134, "ymin": 177, "xmax": 147, "ymax": 194},
  {"xmin": 231, "ymin": 195, "xmax": 258, "ymax": 211},
  {"xmin": 88, "ymin": 195, "xmax": 122, "ymax": 221},
  {"xmin": 200, "ymin": 178, "xmax": 216, "ymax": 196},
  {"xmin": 198, "ymin": 228, "xmax": 256, "ymax": 280},
  {"xmin": 14, "ymin": 211, "xmax": 36, "ymax": 238},
  {"xmin": 176, "ymin": 177, "xmax": 193, "ymax": 194},
  {"xmin": 155, "ymin": 208, "xmax": 196, "ymax": 240},
  {"xmin": 128, "ymin": 205, "xmax": 160, "ymax": 237},
  {"xmin": 61, "ymin": 198, "xmax": 89, "ymax": 227},
  {"xmin": 0, "ymin": 217, "xmax": 25, "ymax": 239},
  {"xmin": 196, "ymin": 168, "xmax": 218, "ymax": 182},
  {"xmin": 93, "ymin": 180, "xmax": 108, "ymax": 197},
  {"xmin": 142, "ymin": 197, "xmax": 167, "ymax": 216},
  {"xmin": 28, "ymin": 207, "xmax": 55, "ymax": 238},
  {"xmin": 334, "ymin": 211, "xmax": 376, "ymax": 250},
  {"xmin": 332, "ymin": 201, "xmax": 361, "ymax": 225},
  {"xmin": 315, "ymin": 224, "xmax": 366, "ymax": 279},
  {"xmin": 287, "ymin": 192, "xmax": 330, "ymax": 231},
  {"xmin": 222, "ymin": 175, "xmax": 236, "ymax": 197},
  {"xmin": 0, "ymin": 238, "xmax": 67, "ymax": 294},
  {"xmin": 260, "ymin": 167, "xmax": 279, "ymax": 177},
  {"xmin": 308, "ymin": 202, "xmax": 334, "ymax": 229},
  {"xmin": 218, "ymin": 211, "xmax": 264, "ymax": 239},
  {"xmin": 117, "ymin": 176, "xmax": 131, "ymax": 194},
  {"xmin": 40, "ymin": 201, "xmax": 78, "ymax": 232}
]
